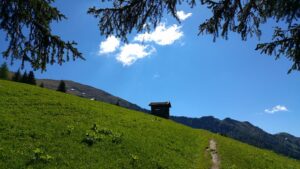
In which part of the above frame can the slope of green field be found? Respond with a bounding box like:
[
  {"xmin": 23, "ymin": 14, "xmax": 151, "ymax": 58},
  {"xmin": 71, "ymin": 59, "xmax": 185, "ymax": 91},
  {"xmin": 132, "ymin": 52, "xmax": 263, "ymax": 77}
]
[
  {"xmin": 214, "ymin": 135, "xmax": 300, "ymax": 169},
  {"xmin": 0, "ymin": 80, "xmax": 300, "ymax": 169},
  {"xmin": 0, "ymin": 80, "xmax": 210, "ymax": 169},
  {"xmin": 196, "ymin": 130, "xmax": 300, "ymax": 169}
]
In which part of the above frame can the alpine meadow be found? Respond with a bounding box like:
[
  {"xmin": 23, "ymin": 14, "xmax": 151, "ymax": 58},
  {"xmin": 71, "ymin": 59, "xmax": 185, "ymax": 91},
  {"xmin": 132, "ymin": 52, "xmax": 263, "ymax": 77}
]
[{"xmin": 1, "ymin": 0, "xmax": 300, "ymax": 168}]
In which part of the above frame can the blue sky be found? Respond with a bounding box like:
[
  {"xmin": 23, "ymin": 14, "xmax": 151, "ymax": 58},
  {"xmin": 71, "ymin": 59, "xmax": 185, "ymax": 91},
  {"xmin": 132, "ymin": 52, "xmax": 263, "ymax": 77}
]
[{"xmin": 1, "ymin": 0, "xmax": 300, "ymax": 136}]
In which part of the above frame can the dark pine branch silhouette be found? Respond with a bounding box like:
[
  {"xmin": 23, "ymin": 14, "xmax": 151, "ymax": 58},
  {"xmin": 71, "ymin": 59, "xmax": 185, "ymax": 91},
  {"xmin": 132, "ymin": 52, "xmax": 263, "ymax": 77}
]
[
  {"xmin": 88, "ymin": 0, "xmax": 300, "ymax": 73},
  {"xmin": 0, "ymin": 0, "xmax": 84, "ymax": 71}
]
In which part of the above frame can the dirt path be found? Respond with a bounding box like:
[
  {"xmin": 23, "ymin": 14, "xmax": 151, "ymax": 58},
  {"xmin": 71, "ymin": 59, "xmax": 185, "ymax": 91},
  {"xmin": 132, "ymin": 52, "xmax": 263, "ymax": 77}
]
[{"xmin": 208, "ymin": 139, "xmax": 220, "ymax": 169}]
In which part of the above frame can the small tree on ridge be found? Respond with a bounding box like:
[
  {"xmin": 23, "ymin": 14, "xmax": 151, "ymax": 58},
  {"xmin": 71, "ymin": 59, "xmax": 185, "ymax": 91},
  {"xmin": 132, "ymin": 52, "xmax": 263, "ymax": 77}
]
[
  {"xmin": 27, "ymin": 71, "xmax": 36, "ymax": 85},
  {"xmin": 57, "ymin": 80, "xmax": 66, "ymax": 93},
  {"xmin": 12, "ymin": 69, "xmax": 21, "ymax": 82},
  {"xmin": 0, "ymin": 62, "xmax": 9, "ymax": 80},
  {"xmin": 21, "ymin": 71, "xmax": 28, "ymax": 83}
]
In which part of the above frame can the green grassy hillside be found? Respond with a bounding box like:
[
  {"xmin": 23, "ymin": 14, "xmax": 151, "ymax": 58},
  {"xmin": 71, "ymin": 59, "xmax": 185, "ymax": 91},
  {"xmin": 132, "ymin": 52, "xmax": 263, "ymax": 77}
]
[
  {"xmin": 0, "ymin": 80, "xmax": 299, "ymax": 169},
  {"xmin": 0, "ymin": 80, "xmax": 210, "ymax": 169},
  {"xmin": 214, "ymin": 135, "xmax": 300, "ymax": 169}
]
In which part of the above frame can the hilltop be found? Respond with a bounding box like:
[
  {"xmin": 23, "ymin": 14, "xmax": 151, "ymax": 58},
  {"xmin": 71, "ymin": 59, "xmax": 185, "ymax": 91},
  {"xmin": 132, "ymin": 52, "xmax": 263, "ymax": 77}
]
[
  {"xmin": 0, "ymin": 80, "xmax": 300, "ymax": 169},
  {"xmin": 37, "ymin": 79, "xmax": 149, "ymax": 113}
]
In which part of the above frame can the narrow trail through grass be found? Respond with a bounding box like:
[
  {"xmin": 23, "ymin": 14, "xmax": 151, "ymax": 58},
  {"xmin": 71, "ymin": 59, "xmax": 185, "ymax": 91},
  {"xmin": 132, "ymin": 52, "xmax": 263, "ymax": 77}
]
[{"xmin": 208, "ymin": 139, "xmax": 220, "ymax": 169}]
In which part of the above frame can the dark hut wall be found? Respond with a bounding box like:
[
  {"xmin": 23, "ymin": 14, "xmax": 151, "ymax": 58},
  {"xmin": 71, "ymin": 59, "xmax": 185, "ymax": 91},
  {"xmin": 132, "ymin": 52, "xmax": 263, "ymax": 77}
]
[{"xmin": 151, "ymin": 106, "xmax": 169, "ymax": 119}]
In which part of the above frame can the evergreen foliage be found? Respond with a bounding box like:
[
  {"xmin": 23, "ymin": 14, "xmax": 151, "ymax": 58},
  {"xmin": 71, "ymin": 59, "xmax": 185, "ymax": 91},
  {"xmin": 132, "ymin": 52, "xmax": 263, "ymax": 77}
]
[
  {"xmin": 0, "ymin": 0, "xmax": 83, "ymax": 71},
  {"xmin": 88, "ymin": 0, "xmax": 300, "ymax": 73},
  {"xmin": 57, "ymin": 80, "xmax": 66, "ymax": 93},
  {"xmin": 13, "ymin": 69, "xmax": 36, "ymax": 85},
  {"xmin": 21, "ymin": 71, "xmax": 28, "ymax": 83},
  {"xmin": 0, "ymin": 62, "xmax": 9, "ymax": 80},
  {"xmin": 12, "ymin": 69, "xmax": 22, "ymax": 82},
  {"xmin": 1, "ymin": 1, "xmax": 298, "ymax": 72},
  {"xmin": 27, "ymin": 71, "xmax": 36, "ymax": 85}
]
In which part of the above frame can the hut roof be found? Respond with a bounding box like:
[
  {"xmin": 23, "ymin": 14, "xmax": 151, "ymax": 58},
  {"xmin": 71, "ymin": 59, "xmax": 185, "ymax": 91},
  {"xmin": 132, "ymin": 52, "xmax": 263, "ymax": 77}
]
[{"xmin": 149, "ymin": 102, "xmax": 171, "ymax": 107}]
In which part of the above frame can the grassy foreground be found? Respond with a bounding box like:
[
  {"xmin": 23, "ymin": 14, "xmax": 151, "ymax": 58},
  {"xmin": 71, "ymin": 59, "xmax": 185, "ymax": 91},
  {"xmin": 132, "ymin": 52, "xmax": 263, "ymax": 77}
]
[
  {"xmin": 0, "ymin": 80, "xmax": 299, "ymax": 169},
  {"xmin": 0, "ymin": 80, "xmax": 210, "ymax": 169}
]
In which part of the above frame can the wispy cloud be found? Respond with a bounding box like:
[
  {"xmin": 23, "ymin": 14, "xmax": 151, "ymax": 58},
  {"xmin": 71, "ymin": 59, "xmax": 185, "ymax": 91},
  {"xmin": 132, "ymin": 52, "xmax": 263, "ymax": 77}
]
[
  {"xmin": 264, "ymin": 105, "xmax": 288, "ymax": 114},
  {"xmin": 176, "ymin": 10, "xmax": 192, "ymax": 21},
  {"xmin": 116, "ymin": 43, "xmax": 156, "ymax": 66},
  {"xmin": 99, "ymin": 36, "xmax": 120, "ymax": 54},
  {"xmin": 134, "ymin": 23, "xmax": 183, "ymax": 46}
]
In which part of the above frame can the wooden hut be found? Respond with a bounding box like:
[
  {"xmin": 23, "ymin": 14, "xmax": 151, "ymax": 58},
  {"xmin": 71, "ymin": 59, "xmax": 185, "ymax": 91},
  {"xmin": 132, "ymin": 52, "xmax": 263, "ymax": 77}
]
[{"xmin": 149, "ymin": 102, "xmax": 171, "ymax": 119}]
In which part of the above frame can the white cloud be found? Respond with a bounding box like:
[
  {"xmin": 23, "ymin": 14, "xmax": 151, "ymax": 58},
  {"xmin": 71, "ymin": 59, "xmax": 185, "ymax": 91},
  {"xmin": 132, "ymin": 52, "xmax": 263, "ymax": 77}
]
[
  {"xmin": 97, "ymin": 22, "xmax": 187, "ymax": 66},
  {"xmin": 176, "ymin": 10, "xmax": 192, "ymax": 21},
  {"xmin": 99, "ymin": 36, "xmax": 120, "ymax": 54},
  {"xmin": 116, "ymin": 43, "xmax": 156, "ymax": 66},
  {"xmin": 264, "ymin": 105, "xmax": 288, "ymax": 114},
  {"xmin": 134, "ymin": 23, "xmax": 183, "ymax": 46}
]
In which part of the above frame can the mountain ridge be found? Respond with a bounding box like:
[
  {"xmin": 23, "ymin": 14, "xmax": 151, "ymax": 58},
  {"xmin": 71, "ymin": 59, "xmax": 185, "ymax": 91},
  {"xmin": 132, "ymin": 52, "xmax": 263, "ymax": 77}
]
[
  {"xmin": 37, "ymin": 79, "xmax": 149, "ymax": 113},
  {"xmin": 171, "ymin": 116, "xmax": 300, "ymax": 160}
]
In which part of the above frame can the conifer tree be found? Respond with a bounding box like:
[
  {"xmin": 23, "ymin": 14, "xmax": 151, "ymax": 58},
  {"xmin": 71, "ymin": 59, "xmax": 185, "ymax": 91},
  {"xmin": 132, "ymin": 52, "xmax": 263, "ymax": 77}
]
[
  {"xmin": 0, "ymin": 0, "xmax": 83, "ymax": 71},
  {"xmin": 12, "ymin": 69, "xmax": 21, "ymax": 82},
  {"xmin": 0, "ymin": 62, "xmax": 9, "ymax": 80},
  {"xmin": 57, "ymin": 80, "xmax": 66, "ymax": 93},
  {"xmin": 21, "ymin": 71, "xmax": 28, "ymax": 83},
  {"xmin": 40, "ymin": 82, "xmax": 44, "ymax": 88},
  {"xmin": 1, "ymin": 1, "xmax": 299, "ymax": 73},
  {"xmin": 27, "ymin": 71, "xmax": 36, "ymax": 85}
]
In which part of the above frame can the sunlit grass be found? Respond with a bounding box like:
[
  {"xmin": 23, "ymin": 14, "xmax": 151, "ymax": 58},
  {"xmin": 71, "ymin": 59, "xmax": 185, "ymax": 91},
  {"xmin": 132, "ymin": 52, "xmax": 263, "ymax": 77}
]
[
  {"xmin": 0, "ymin": 80, "xmax": 299, "ymax": 169},
  {"xmin": 0, "ymin": 80, "xmax": 210, "ymax": 169}
]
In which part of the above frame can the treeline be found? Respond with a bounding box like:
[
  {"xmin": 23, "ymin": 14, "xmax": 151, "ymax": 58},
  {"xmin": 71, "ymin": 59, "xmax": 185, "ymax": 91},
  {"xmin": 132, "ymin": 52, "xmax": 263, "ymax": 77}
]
[
  {"xmin": 0, "ymin": 62, "xmax": 36, "ymax": 85},
  {"xmin": 1, "ymin": 62, "xmax": 67, "ymax": 93},
  {"xmin": 13, "ymin": 69, "xmax": 36, "ymax": 85}
]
